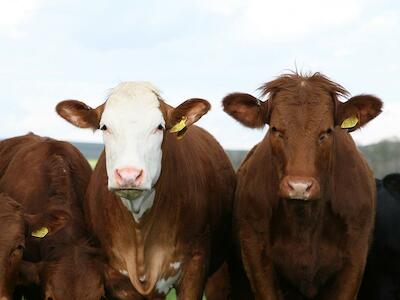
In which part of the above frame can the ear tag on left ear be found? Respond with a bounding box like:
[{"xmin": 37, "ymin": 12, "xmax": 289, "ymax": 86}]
[
  {"xmin": 341, "ymin": 116, "xmax": 359, "ymax": 129},
  {"xmin": 31, "ymin": 227, "xmax": 49, "ymax": 238},
  {"xmin": 169, "ymin": 116, "xmax": 187, "ymax": 133}
]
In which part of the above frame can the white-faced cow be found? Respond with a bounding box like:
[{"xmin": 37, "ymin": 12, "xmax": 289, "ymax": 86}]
[{"xmin": 56, "ymin": 82, "xmax": 235, "ymax": 299}]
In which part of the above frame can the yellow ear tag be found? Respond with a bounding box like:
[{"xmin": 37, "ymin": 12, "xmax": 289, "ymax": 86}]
[
  {"xmin": 31, "ymin": 227, "xmax": 49, "ymax": 238},
  {"xmin": 169, "ymin": 116, "xmax": 187, "ymax": 133},
  {"xmin": 341, "ymin": 116, "xmax": 359, "ymax": 129}
]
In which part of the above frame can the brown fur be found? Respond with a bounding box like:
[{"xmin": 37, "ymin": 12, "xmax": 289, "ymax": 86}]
[
  {"xmin": 56, "ymin": 93, "xmax": 236, "ymax": 299},
  {"xmin": 223, "ymin": 72, "xmax": 382, "ymax": 299},
  {"xmin": 0, "ymin": 134, "xmax": 109, "ymax": 300},
  {"xmin": 0, "ymin": 194, "xmax": 25, "ymax": 299},
  {"xmin": 85, "ymin": 124, "xmax": 235, "ymax": 298}
]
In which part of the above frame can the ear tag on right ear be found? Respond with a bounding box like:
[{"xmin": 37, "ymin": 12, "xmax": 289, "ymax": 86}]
[
  {"xmin": 341, "ymin": 116, "xmax": 359, "ymax": 129},
  {"xmin": 169, "ymin": 116, "xmax": 187, "ymax": 133},
  {"xmin": 31, "ymin": 227, "xmax": 49, "ymax": 238}
]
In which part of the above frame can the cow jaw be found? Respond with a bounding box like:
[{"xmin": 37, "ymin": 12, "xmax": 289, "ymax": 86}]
[{"xmin": 100, "ymin": 82, "xmax": 165, "ymax": 192}]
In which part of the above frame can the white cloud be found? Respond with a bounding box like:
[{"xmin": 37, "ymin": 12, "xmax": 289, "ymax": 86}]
[
  {"xmin": 0, "ymin": 0, "xmax": 45, "ymax": 38},
  {"xmin": 193, "ymin": 0, "xmax": 361, "ymax": 43},
  {"xmin": 237, "ymin": 0, "xmax": 361, "ymax": 43}
]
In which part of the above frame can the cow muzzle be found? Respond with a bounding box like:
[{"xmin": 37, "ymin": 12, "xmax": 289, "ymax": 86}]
[
  {"xmin": 279, "ymin": 176, "xmax": 321, "ymax": 201},
  {"xmin": 114, "ymin": 167, "xmax": 145, "ymax": 189}
]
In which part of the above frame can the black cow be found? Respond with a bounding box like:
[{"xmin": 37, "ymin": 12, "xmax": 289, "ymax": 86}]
[{"xmin": 358, "ymin": 173, "xmax": 400, "ymax": 300}]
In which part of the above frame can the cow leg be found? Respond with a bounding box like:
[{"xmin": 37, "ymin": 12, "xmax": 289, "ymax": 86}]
[
  {"xmin": 239, "ymin": 224, "xmax": 281, "ymax": 300},
  {"xmin": 204, "ymin": 262, "xmax": 231, "ymax": 300},
  {"xmin": 321, "ymin": 250, "xmax": 368, "ymax": 300},
  {"xmin": 175, "ymin": 253, "xmax": 207, "ymax": 300},
  {"xmin": 322, "ymin": 264, "xmax": 364, "ymax": 300}
]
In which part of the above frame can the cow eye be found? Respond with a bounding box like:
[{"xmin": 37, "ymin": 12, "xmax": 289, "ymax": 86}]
[
  {"xmin": 16, "ymin": 244, "xmax": 25, "ymax": 251},
  {"xmin": 100, "ymin": 124, "xmax": 107, "ymax": 131},
  {"xmin": 157, "ymin": 124, "xmax": 164, "ymax": 130},
  {"xmin": 271, "ymin": 127, "xmax": 284, "ymax": 138},
  {"xmin": 319, "ymin": 129, "xmax": 332, "ymax": 143}
]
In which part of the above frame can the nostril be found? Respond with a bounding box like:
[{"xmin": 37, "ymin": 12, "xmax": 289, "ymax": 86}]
[
  {"xmin": 287, "ymin": 181, "xmax": 295, "ymax": 191},
  {"xmin": 305, "ymin": 181, "xmax": 313, "ymax": 192},
  {"xmin": 134, "ymin": 169, "xmax": 144, "ymax": 184},
  {"xmin": 114, "ymin": 169, "xmax": 122, "ymax": 183}
]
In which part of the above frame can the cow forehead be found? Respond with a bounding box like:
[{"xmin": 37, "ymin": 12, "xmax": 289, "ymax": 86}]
[
  {"xmin": 102, "ymin": 82, "xmax": 163, "ymax": 121},
  {"xmin": 271, "ymin": 93, "xmax": 334, "ymax": 129}
]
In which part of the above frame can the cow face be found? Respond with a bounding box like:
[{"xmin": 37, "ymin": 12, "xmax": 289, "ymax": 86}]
[
  {"xmin": 0, "ymin": 195, "xmax": 69, "ymax": 299},
  {"xmin": 223, "ymin": 73, "xmax": 382, "ymax": 201},
  {"xmin": 40, "ymin": 245, "xmax": 106, "ymax": 300},
  {"xmin": 57, "ymin": 82, "xmax": 210, "ymax": 197},
  {"xmin": 0, "ymin": 196, "xmax": 25, "ymax": 300}
]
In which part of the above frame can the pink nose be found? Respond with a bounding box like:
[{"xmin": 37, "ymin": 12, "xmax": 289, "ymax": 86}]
[
  {"xmin": 114, "ymin": 167, "xmax": 144, "ymax": 188},
  {"xmin": 279, "ymin": 176, "xmax": 320, "ymax": 200}
]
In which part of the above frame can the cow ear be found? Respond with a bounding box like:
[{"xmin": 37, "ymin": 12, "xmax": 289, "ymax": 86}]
[
  {"xmin": 56, "ymin": 100, "xmax": 104, "ymax": 130},
  {"xmin": 222, "ymin": 92, "xmax": 269, "ymax": 128},
  {"xmin": 336, "ymin": 95, "xmax": 382, "ymax": 132},
  {"xmin": 25, "ymin": 209, "xmax": 70, "ymax": 239},
  {"xmin": 18, "ymin": 261, "xmax": 43, "ymax": 285},
  {"xmin": 167, "ymin": 98, "xmax": 210, "ymax": 136}
]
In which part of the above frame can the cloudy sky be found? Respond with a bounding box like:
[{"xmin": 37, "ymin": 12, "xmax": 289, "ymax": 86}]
[{"xmin": 0, "ymin": 0, "xmax": 399, "ymax": 149}]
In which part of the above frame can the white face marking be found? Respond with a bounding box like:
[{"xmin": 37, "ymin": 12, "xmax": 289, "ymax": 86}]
[
  {"xmin": 100, "ymin": 82, "xmax": 165, "ymax": 191},
  {"xmin": 155, "ymin": 271, "xmax": 181, "ymax": 295}
]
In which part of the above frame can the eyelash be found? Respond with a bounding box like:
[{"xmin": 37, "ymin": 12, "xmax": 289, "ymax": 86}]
[
  {"xmin": 271, "ymin": 126, "xmax": 284, "ymax": 138},
  {"xmin": 319, "ymin": 128, "xmax": 333, "ymax": 142}
]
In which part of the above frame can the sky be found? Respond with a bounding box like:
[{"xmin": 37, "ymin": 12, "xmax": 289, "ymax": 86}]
[{"xmin": 0, "ymin": 0, "xmax": 399, "ymax": 150}]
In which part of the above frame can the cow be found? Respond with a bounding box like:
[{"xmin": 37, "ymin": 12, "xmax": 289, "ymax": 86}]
[
  {"xmin": 358, "ymin": 173, "xmax": 400, "ymax": 300},
  {"xmin": 0, "ymin": 134, "xmax": 109, "ymax": 300},
  {"xmin": 222, "ymin": 72, "xmax": 382, "ymax": 299},
  {"xmin": 0, "ymin": 194, "xmax": 69, "ymax": 300},
  {"xmin": 56, "ymin": 81, "xmax": 236, "ymax": 299}
]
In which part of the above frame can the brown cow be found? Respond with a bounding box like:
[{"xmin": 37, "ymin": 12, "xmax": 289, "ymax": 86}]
[
  {"xmin": 0, "ymin": 134, "xmax": 109, "ymax": 300},
  {"xmin": 222, "ymin": 72, "xmax": 382, "ymax": 299},
  {"xmin": 0, "ymin": 194, "xmax": 26, "ymax": 300},
  {"xmin": 0, "ymin": 193, "xmax": 71, "ymax": 300},
  {"xmin": 56, "ymin": 82, "xmax": 235, "ymax": 299}
]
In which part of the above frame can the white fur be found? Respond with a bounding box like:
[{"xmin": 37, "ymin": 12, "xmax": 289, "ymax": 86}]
[
  {"xmin": 170, "ymin": 261, "xmax": 181, "ymax": 270},
  {"xmin": 100, "ymin": 82, "xmax": 165, "ymax": 191},
  {"xmin": 120, "ymin": 189, "xmax": 155, "ymax": 222},
  {"xmin": 119, "ymin": 269, "xmax": 129, "ymax": 277},
  {"xmin": 156, "ymin": 271, "xmax": 181, "ymax": 295}
]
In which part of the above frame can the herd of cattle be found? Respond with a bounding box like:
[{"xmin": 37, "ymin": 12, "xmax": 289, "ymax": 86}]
[{"xmin": 0, "ymin": 72, "xmax": 399, "ymax": 300}]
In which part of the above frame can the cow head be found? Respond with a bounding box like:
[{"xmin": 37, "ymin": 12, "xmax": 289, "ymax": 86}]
[
  {"xmin": 56, "ymin": 82, "xmax": 210, "ymax": 198},
  {"xmin": 223, "ymin": 72, "xmax": 382, "ymax": 202},
  {"xmin": 41, "ymin": 244, "xmax": 106, "ymax": 300},
  {"xmin": 0, "ymin": 194, "xmax": 69, "ymax": 300}
]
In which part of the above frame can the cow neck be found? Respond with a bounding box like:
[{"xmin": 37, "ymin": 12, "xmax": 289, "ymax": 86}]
[{"xmin": 119, "ymin": 189, "xmax": 156, "ymax": 223}]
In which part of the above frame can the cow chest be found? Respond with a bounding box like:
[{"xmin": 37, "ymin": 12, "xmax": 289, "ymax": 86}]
[{"xmin": 269, "ymin": 204, "xmax": 346, "ymax": 297}]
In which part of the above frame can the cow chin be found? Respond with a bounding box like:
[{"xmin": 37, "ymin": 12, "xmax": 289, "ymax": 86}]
[{"xmin": 113, "ymin": 189, "xmax": 145, "ymax": 201}]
